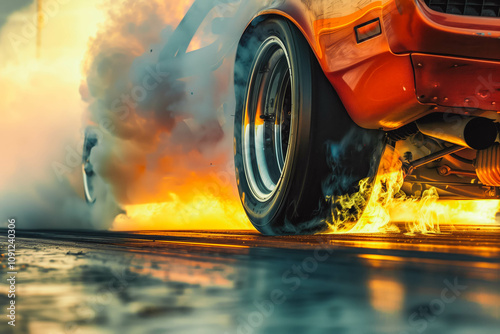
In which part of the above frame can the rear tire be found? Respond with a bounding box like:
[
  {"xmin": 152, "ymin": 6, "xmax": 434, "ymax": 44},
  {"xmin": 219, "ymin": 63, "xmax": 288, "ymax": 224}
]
[{"xmin": 234, "ymin": 18, "xmax": 386, "ymax": 235}]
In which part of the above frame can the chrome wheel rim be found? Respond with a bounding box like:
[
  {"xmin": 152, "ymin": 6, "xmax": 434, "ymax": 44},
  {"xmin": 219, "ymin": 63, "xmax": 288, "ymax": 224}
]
[
  {"xmin": 243, "ymin": 37, "xmax": 293, "ymax": 202},
  {"xmin": 82, "ymin": 131, "xmax": 98, "ymax": 204},
  {"xmin": 82, "ymin": 163, "xmax": 96, "ymax": 204}
]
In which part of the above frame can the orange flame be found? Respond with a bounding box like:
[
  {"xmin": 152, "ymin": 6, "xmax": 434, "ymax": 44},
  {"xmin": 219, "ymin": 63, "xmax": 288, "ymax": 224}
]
[{"xmin": 328, "ymin": 145, "xmax": 500, "ymax": 234}]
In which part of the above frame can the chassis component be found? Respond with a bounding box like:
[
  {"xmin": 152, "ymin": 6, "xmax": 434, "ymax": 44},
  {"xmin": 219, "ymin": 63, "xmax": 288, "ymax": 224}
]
[
  {"xmin": 476, "ymin": 144, "xmax": 500, "ymax": 186},
  {"xmin": 416, "ymin": 114, "xmax": 498, "ymax": 150}
]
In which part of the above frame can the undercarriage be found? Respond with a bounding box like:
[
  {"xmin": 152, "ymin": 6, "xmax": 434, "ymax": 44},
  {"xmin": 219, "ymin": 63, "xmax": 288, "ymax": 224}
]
[{"xmin": 389, "ymin": 112, "xmax": 500, "ymax": 200}]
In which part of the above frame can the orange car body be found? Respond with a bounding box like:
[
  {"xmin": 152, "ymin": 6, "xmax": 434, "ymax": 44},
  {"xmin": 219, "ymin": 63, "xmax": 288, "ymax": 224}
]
[{"xmin": 247, "ymin": 0, "xmax": 500, "ymax": 130}]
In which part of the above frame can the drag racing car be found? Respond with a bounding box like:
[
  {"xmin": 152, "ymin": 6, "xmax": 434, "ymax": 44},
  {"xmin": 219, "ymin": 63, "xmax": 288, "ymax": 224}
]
[{"xmin": 83, "ymin": 0, "xmax": 500, "ymax": 235}]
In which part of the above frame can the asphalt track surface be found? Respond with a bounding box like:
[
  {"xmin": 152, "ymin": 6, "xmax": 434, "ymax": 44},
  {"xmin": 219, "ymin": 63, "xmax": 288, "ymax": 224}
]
[{"xmin": 0, "ymin": 225, "xmax": 499, "ymax": 334}]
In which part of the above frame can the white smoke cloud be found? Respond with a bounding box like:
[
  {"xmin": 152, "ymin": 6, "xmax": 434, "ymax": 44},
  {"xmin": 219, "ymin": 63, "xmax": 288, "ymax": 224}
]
[
  {"xmin": 0, "ymin": 0, "xmax": 273, "ymax": 230},
  {"xmin": 0, "ymin": 0, "xmax": 120, "ymax": 230},
  {"xmin": 81, "ymin": 0, "xmax": 271, "ymax": 230}
]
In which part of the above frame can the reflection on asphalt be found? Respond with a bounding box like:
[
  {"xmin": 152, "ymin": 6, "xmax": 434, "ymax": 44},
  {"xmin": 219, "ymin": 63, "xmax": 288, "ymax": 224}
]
[{"xmin": 0, "ymin": 228, "xmax": 499, "ymax": 334}]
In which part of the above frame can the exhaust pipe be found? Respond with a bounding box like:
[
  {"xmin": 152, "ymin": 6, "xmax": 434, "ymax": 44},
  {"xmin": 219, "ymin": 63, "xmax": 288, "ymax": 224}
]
[{"xmin": 416, "ymin": 114, "xmax": 498, "ymax": 150}]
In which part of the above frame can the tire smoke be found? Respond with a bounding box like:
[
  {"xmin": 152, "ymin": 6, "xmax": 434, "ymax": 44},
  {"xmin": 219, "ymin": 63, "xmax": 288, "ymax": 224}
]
[{"xmin": 80, "ymin": 0, "xmax": 271, "ymax": 229}]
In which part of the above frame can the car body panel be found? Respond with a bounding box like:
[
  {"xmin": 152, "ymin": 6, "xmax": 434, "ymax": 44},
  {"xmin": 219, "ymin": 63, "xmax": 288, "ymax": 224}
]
[
  {"xmin": 383, "ymin": 0, "xmax": 500, "ymax": 61},
  {"xmin": 412, "ymin": 54, "xmax": 500, "ymax": 111}
]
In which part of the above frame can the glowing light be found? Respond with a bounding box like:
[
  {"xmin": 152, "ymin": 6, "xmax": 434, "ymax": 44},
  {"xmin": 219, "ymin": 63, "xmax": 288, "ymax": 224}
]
[
  {"xmin": 114, "ymin": 191, "xmax": 251, "ymax": 230},
  {"xmin": 368, "ymin": 278, "xmax": 404, "ymax": 313}
]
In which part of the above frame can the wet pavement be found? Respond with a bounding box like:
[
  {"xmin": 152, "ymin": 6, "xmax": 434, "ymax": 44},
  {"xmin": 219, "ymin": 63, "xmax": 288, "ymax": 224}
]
[{"xmin": 0, "ymin": 227, "xmax": 499, "ymax": 334}]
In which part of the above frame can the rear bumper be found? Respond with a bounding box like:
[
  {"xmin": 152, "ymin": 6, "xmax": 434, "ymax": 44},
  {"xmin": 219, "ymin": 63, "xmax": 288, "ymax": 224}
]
[
  {"xmin": 383, "ymin": 0, "xmax": 500, "ymax": 61},
  {"xmin": 384, "ymin": 0, "xmax": 500, "ymax": 113}
]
